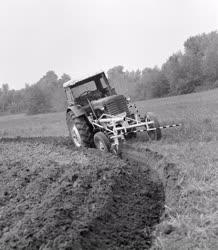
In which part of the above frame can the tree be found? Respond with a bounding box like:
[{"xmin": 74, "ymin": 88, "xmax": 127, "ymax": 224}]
[
  {"xmin": 26, "ymin": 85, "xmax": 51, "ymax": 115},
  {"xmin": 135, "ymin": 67, "xmax": 169, "ymax": 100},
  {"xmin": 0, "ymin": 84, "xmax": 10, "ymax": 112},
  {"xmin": 162, "ymin": 52, "xmax": 196, "ymax": 95},
  {"xmin": 2, "ymin": 83, "xmax": 9, "ymax": 94},
  {"xmin": 107, "ymin": 65, "xmax": 124, "ymax": 78},
  {"xmin": 37, "ymin": 71, "xmax": 59, "ymax": 88},
  {"xmin": 202, "ymin": 38, "xmax": 218, "ymax": 82},
  {"xmin": 107, "ymin": 66, "xmax": 127, "ymax": 95},
  {"xmin": 58, "ymin": 73, "xmax": 71, "ymax": 87},
  {"xmin": 107, "ymin": 66, "xmax": 142, "ymax": 98}
]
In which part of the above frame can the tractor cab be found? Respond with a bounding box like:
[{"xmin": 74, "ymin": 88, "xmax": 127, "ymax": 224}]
[
  {"xmin": 63, "ymin": 72, "xmax": 115, "ymax": 107},
  {"xmin": 63, "ymin": 72, "xmax": 130, "ymax": 118}
]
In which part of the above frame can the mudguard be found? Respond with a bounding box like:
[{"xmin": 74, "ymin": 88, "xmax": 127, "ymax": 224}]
[{"xmin": 66, "ymin": 105, "xmax": 86, "ymax": 118}]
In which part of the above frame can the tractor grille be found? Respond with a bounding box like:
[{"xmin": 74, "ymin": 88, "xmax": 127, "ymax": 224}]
[{"xmin": 105, "ymin": 95, "xmax": 130, "ymax": 116}]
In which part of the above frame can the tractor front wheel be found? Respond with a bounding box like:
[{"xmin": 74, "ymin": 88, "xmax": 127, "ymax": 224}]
[
  {"xmin": 94, "ymin": 132, "xmax": 111, "ymax": 153},
  {"xmin": 146, "ymin": 113, "xmax": 162, "ymax": 141},
  {"xmin": 66, "ymin": 112, "xmax": 92, "ymax": 147}
]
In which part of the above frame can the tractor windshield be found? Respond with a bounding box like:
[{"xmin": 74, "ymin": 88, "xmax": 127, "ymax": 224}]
[
  {"xmin": 72, "ymin": 81, "xmax": 97, "ymax": 98},
  {"xmin": 69, "ymin": 75, "xmax": 112, "ymax": 106}
]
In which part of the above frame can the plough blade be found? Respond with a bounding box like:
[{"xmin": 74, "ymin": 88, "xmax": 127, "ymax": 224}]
[{"xmin": 118, "ymin": 143, "xmax": 162, "ymax": 166}]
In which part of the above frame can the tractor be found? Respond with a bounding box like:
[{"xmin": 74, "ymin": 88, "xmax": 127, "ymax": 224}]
[{"xmin": 63, "ymin": 72, "xmax": 162, "ymax": 153}]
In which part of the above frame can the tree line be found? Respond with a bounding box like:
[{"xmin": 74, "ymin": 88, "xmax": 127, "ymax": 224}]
[
  {"xmin": 108, "ymin": 31, "xmax": 218, "ymax": 100},
  {"xmin": 0, "ymin": 72, "xmax": 70, "ymax": 115},
  {"xmin": 0, "ymin": 31, "xmax": 218, "ymax": 115}
]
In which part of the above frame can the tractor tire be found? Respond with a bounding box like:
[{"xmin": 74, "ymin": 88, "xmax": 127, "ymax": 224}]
[
  {"xmin": 146, "ymin": 113, "xmax": 162, "ymax": 141},
  {"xmin": 94, "ymin": 132, "xmax": 111, "ymax": 153},
  {"xmin": 66, "ymin": 111, "xmax": 92, "ymax": 147}
]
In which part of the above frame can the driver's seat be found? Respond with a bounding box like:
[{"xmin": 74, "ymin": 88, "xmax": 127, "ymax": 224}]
[{"xmin": 75, "ymin": 90, "xmax": 103, "ymax": 106}]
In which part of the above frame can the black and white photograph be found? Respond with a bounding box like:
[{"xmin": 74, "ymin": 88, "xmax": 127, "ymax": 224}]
[{"xmin": 0, "ymin": 0, "xmax": 217, "ymax": 249}]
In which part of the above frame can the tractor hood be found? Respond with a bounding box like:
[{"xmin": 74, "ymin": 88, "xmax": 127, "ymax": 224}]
[
  {"xmin": 91, "ymin": 95, "xmax": 130, "ymax": 116},
  {"xmin": 91, "ymin": 95, "xmax": 121, "ymax": 106}
]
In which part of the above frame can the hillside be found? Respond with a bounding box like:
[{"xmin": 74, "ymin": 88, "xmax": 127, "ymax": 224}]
[
  {"xmin": 136, "ymin": 88, "xmax": 218, "ymax": 123},
  {"xmin": 1, "ymin": 88, "xmax": 217, "ymax": 138}
]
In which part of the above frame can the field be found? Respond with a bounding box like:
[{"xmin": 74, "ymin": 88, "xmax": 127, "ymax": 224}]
[{"xmin": 0, "ymin": 88, "xmax": 218, "ymax": 249}]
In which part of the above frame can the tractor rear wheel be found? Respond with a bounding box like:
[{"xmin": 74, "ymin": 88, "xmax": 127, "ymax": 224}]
[
  {"xmin": 66, "ymin": 112, "xmax": 92, "ymax": 147},
  {"xmin": 146, "ymin": 113, "xmax": 162, "ymax": 141},
  {"xmin": 94, "ymin": 132, "xmax": 111, "ymax": 153}
]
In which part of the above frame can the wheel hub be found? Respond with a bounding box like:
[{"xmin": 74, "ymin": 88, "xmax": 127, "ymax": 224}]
[
  {"xmin": 71, "ymin": 125, "xmax": 82, "ymax": 147},
  {"xmin": 98, "ymin": 141, "xmax": 106, "ymax": 151}
]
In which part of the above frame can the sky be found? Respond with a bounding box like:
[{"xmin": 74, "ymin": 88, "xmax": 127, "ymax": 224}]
[{"xmin": 0, "ymin": 0, "xmax": 218, "ymax": 90}]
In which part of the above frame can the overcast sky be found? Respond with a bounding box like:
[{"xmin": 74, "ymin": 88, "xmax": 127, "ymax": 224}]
[{"xmin": 0, "ymin": 0, "xmax": 218, "ymax": 89}]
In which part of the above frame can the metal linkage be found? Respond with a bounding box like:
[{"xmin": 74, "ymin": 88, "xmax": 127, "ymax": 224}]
[{"xmin": 89, "ymin": 110, "xmax": 182, "ymax": 151}]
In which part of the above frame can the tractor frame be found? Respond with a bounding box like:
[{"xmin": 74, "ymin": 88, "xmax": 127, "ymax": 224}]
[{"xmin": 63, "ymin": 71, "xmax": 176, "ymax": 153}]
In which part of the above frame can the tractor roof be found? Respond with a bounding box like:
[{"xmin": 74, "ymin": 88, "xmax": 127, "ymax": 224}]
[{"xmin": 63, "ymin": 71, "xmax": 106, "ymax": 88}]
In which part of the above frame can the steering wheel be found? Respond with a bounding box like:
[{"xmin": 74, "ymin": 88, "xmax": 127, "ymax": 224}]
[{"xmin": 79, "ymin": 90, "xmax": 92, "ymax": 97}]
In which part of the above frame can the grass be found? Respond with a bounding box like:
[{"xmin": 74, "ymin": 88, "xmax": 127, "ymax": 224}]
[
  {"xmin": 135, "ymin": 89, "xmax": 218, "ymax": 249},
  {"xmin": 148, "ymin": 140, "xmax": 218, "ymax": 249},
  {"xmin": 0, "ymin": 88, "xmax": 218, "ymax": 249},
  {"xmin": 0, "ymin": 112, "xmax": 67, "ymax": 137}
]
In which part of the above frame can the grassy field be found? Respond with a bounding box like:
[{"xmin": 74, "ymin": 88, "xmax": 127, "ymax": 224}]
[
  {"xmin": 0, "ymin": 112, "xmax": 67, "ymax": 137},
  {"xmin": 137, "ymin": 89, "xmax": 218, "ymax": 250},
  {"xmin": 0, "ymin": 88, "xmax": 218, "ymax": 249}
]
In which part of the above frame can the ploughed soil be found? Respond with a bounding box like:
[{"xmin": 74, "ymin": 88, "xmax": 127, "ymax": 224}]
[{"xmin": 0, "ymin": 137, "xmax": 168, "ymax": 250}]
